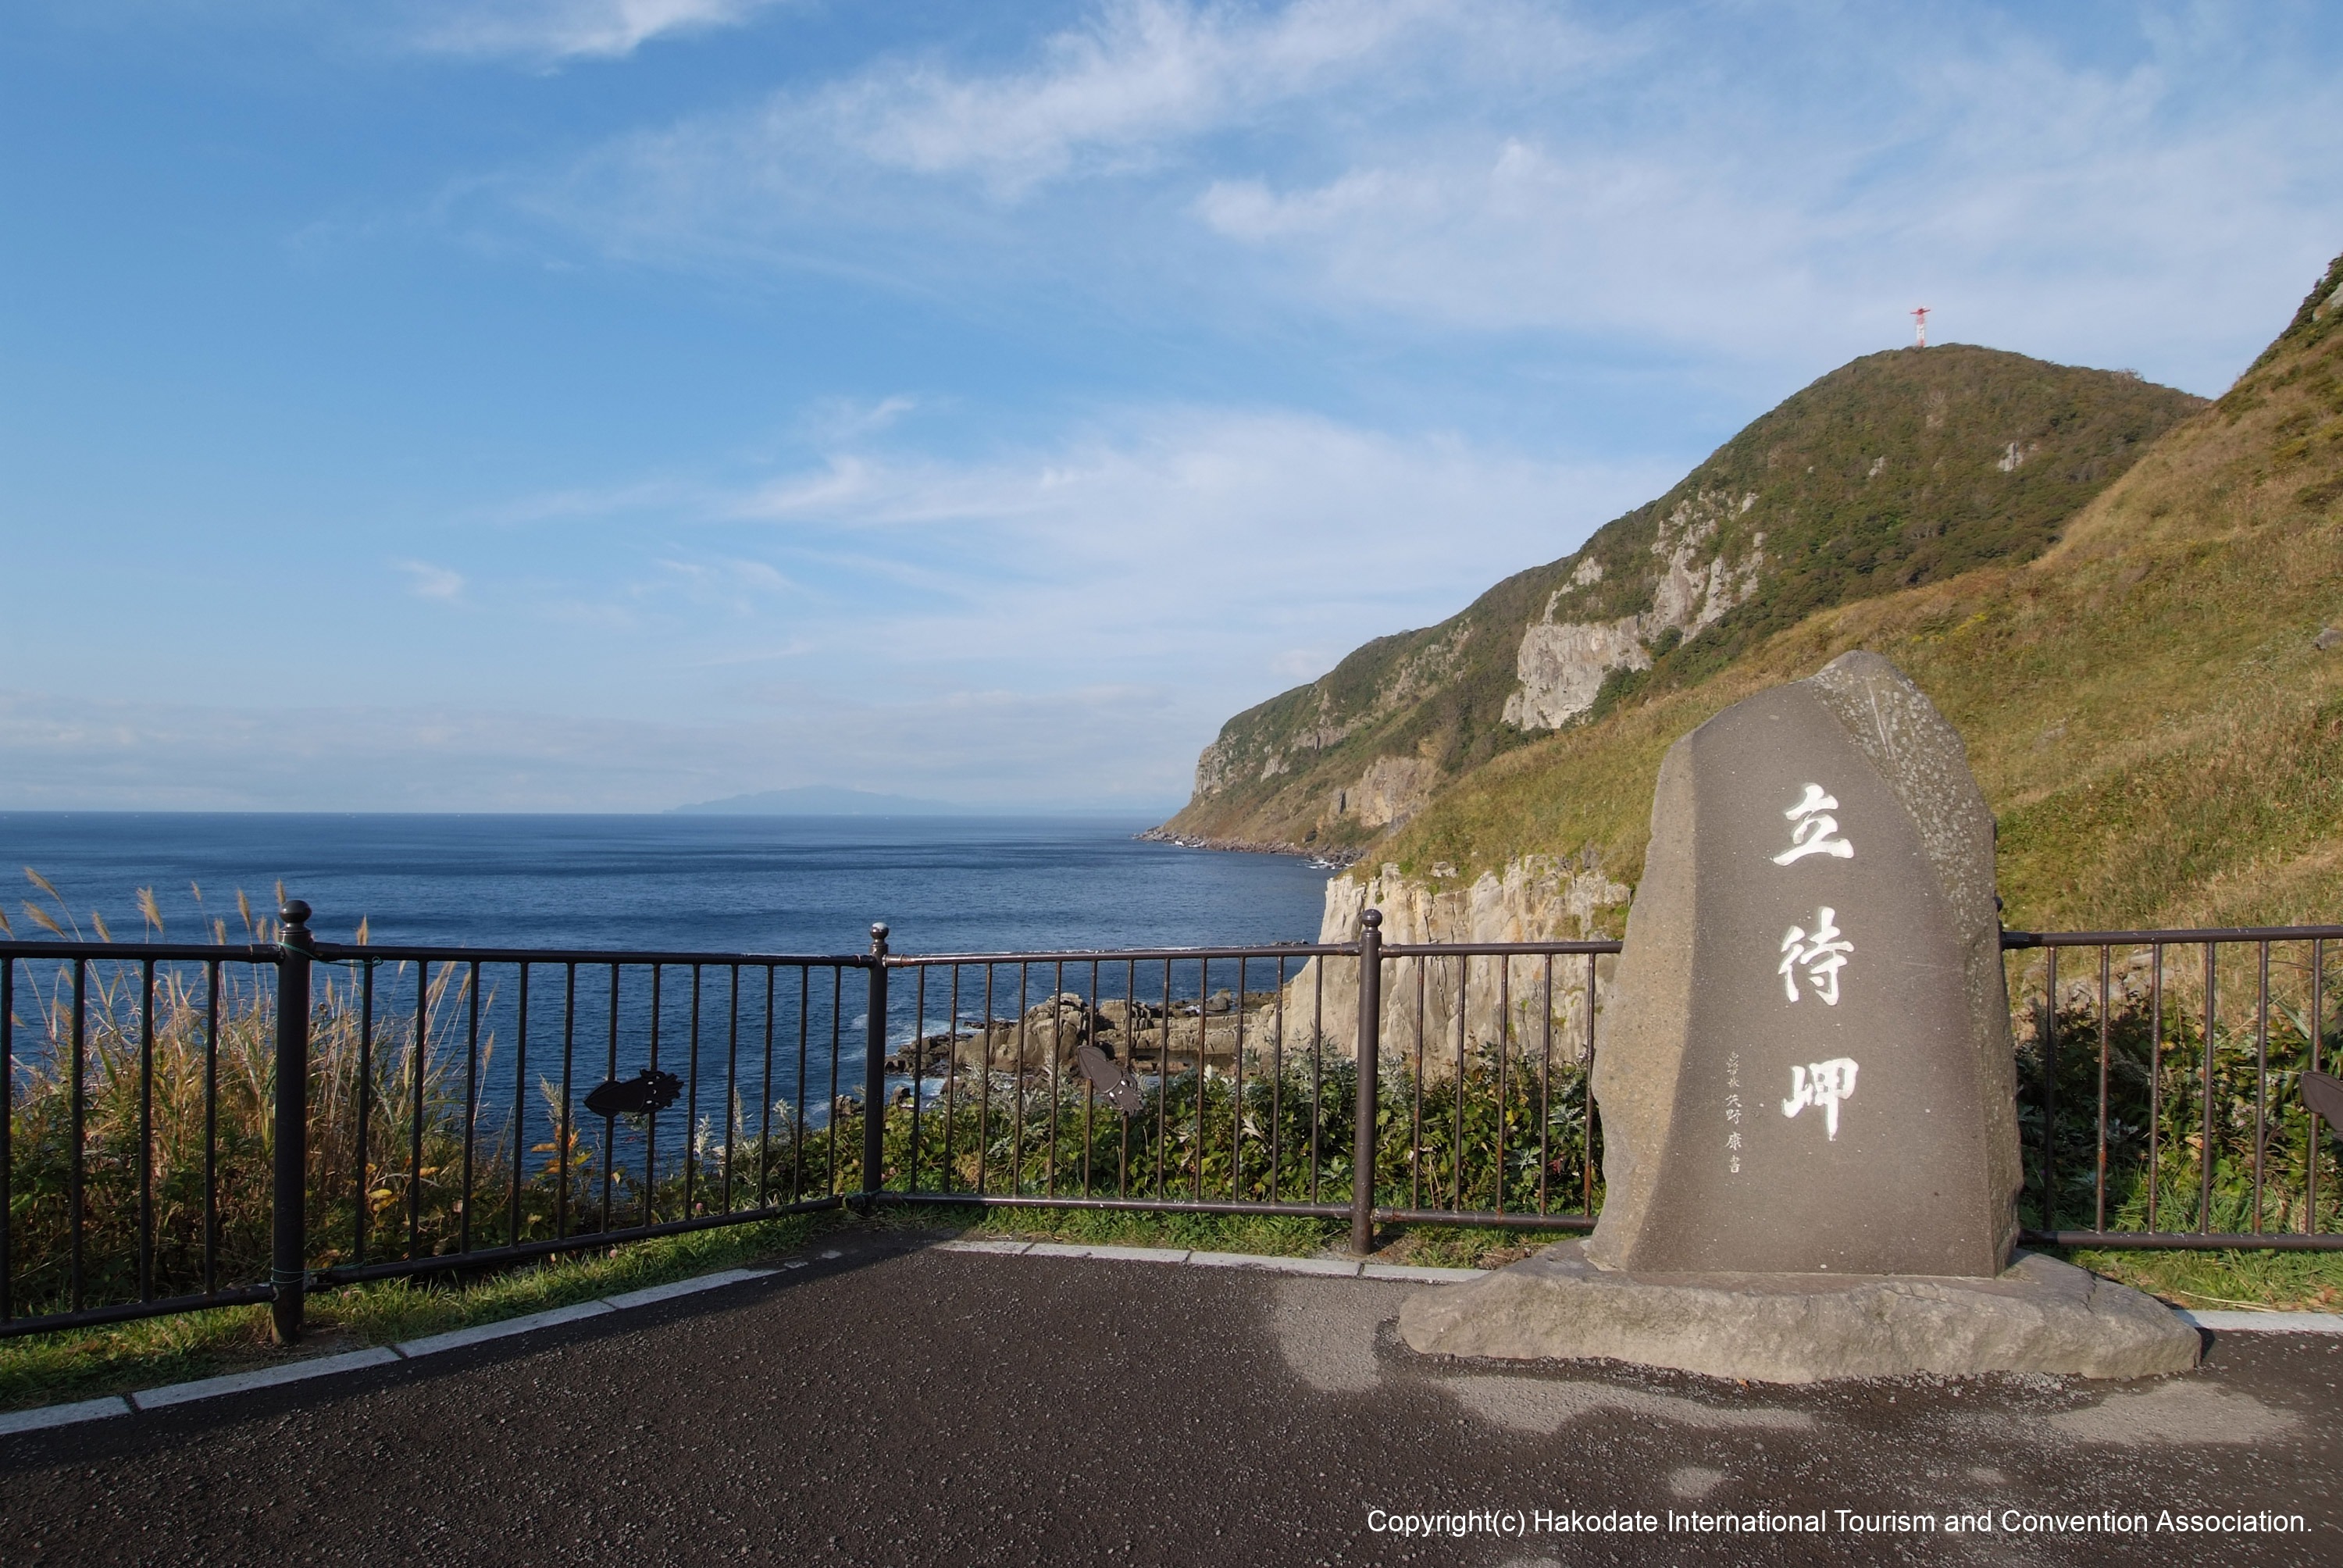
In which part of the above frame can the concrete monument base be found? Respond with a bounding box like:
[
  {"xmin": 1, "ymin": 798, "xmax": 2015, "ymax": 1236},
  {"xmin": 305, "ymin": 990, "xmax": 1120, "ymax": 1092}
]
[{"xmin": 1399, "ymin": 1242, "xmax": 2200, "ymax": 1384}]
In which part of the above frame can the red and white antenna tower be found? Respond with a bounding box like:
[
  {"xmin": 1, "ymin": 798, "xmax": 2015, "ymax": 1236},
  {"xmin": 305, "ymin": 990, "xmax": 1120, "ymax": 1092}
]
[{"xmin": 1910, "ymin": 305, "xmax": 1931, "ymax": 347}]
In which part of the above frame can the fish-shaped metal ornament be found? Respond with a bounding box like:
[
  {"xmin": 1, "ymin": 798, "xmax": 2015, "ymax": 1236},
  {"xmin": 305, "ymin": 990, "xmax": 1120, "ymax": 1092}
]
[
  {"xmin": 1075, "ymin": 1043, "xmax": 1147, "ymax": 1116},
  {"xmin": 585, "ymin": 1068, "xmax": 684, "ymax": 1118}
]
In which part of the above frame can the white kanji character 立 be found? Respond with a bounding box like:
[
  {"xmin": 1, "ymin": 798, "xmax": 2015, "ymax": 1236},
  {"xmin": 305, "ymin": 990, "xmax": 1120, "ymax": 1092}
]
[{"xmin": 1772, "ymin": 782, "xmax": 1854, "ymax": 865}]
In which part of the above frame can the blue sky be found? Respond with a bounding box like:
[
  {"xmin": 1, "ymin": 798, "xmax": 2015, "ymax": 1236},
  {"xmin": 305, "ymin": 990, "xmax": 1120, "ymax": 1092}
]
[{"xmin": 4, "ymin": 1, "xmax": 2338, "ymax": 813}]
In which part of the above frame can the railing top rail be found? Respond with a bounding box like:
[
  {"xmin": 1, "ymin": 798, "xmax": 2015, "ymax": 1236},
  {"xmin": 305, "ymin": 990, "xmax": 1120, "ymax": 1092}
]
[
  {"xmin": 1378, "ymin": 939, "xmax": 1623, "ymax": 957},
  {"xmin": 1999, "ymin": 925, "xmax": 2343, "ymax": 947},
  {"xmin": 0, "ymin": 939, "xmax": 280, "ymax": 962},
  {"xmin": 11, "ymin": 925, "xmax": 2341, "ymax": 971},
  {"xmin": 307, "ymin": 941, "xmax": 878, "ymax": 968},
  {"xmin": 883, "ymin": 942, "xmax": 1350, "ymax": 966}
]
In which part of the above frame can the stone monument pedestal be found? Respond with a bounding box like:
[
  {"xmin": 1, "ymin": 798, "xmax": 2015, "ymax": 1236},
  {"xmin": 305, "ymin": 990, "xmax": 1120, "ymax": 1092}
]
[{"xmin": 1399, "ymin": 1241, "xmax": 2200, "ymax": 1384}]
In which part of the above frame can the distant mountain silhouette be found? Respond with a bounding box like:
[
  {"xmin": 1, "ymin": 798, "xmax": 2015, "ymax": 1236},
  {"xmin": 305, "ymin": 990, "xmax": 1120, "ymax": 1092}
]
[{"xmin": 669, "ymin": 786, "xmax": 975, "ymax": 817}]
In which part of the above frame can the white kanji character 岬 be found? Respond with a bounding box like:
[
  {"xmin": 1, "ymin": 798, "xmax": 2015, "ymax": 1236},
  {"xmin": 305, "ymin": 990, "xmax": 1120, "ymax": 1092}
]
[{"xmin": 1781, "ymin": 1058, "xmax": 1860, "ymax": 1140}]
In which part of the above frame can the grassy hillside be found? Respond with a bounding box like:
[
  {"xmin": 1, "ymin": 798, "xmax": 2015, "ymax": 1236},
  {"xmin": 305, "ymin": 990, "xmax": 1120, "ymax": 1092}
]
[
  {"xmin": 1384, "ymin": 250, "xmax": 2343, "ymax": 931},
  {"xmin": 1165, "ymin": 346, "xmax": 2201, "ymax": 853}
]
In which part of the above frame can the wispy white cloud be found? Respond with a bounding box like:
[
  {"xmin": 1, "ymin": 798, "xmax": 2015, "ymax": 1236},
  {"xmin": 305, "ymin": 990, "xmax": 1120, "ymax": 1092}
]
[
  {"xmin": 808, "ymin": 0, "xmax": 1477, "ymax": 194},
  {"xmin": 651, "ymin": 553, "xmax": 799, "ymax": 615},
  {"xmin": 1184, "ymin": 19, "xmax": 2341, "ymax": 386},
  {"xmin": 394, "ymin": 558, "xmax": 468, "ymax": 602},
  {"xmin": 496, "ymin": 0, "xmax": 1587, "ymax": 269},
  {"xmin": 796, "ymin": 394, "xmax": 920, "ymax": 445},
  {"xmin": 494, "ymin": 1, "xmax": 2343, "ymax": 395},
  {"xmin": 505, "ymin": 404, "xmax": 1674, "ymax": 727},
  {"xmin": 407, "ymin": 0, "xmax": 787, "ymax": 63}
]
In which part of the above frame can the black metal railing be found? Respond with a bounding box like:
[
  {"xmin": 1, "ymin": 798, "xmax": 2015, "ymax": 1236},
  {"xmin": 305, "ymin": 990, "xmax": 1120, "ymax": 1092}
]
[
  {"xmin": 868, "ymin": 915, "xmax": 1621, "ymax": 1256},
  {"xmin": 3, "ymin": 903, "xmax": 2338, "ymax": 1342},
  {"xmin": 2002, "ymin": 925, "xmax": 2343, "ymax": 1253}
]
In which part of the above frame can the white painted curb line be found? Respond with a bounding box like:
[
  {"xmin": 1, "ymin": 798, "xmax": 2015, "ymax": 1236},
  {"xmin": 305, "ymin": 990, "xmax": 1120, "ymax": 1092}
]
[
  {"xmin": 1191, "ymin": 1251, "xmax": 1361, "ymax": 1276},
  {"xmin": 134, "ymin": 1349, "xmax": 402, "ymax": 1409},
  {"xmin": 937, "ymin": 1237, "xmax": 1475, "ymax": 1281},
  {"xmin": 937, "ymin": 1238, "xmax": 1037, "ymax": 1256},
  {"xmin": 604, "ymin": 1267, "xmax": 775, "ymax": 1312},
  {"xmin": 398, "ymin": 1300, "xmax": 616, "ymax": 1359},
  {"xmin": 2177, "ymin": 1308, "xmax": 2343, "ymax": 1333},
  {"xmin": 0, "ymin": 1395, "xmax": 134, "ymax": 1436},
  {"xmin": 1, "ymin": 1263, "xmax": 781, "ymax": 1437}
]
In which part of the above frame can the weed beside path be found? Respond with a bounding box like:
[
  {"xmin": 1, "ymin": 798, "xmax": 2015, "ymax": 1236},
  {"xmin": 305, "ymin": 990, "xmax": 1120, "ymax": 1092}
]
[{"xmin": 2060, "ymin": 1245, "xmax": 2343, "ymax": 1314}]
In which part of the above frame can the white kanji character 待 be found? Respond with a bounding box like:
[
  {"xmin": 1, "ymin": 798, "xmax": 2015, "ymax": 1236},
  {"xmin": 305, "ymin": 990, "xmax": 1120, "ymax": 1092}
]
[
  {"xmin": 1778, "ymin": 907, "xmax": 1853, "ymax": 1005},
  {"xmin": 1772, "ymin": 782, "xmax": 1854, "ymax": 865},
  {"xmin": 1781, "ymin": 1058, "xmax": 1860, "ymax": 1140}
]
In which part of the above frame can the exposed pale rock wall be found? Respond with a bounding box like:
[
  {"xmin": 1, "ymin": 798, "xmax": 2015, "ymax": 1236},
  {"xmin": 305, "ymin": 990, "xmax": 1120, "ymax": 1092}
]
[
  {"xmin": 1502, "ymin": 619, "xmax": 1646, "ymax": 729},
  {"xmin": 1283, "ymin": 857, "xmax": 1630, "ymax": 1073},
  {"xmin": 1342, "ymin": 754, "xmax": 1439, "ymax": 830},
  {"xmin": 1502, "ymin": 492, "xmax": 1764, "ymax": 732}
]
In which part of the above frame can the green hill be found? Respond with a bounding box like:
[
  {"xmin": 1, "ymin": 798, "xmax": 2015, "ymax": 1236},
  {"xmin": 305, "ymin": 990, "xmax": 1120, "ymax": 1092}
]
[
  {"xmin": 1163, "ymin": 344, "xmax": 2203, "ymax": 857},
  {"xmin": 1381, "ymin": 250, "xmax": 2343, "ymax": 931}
]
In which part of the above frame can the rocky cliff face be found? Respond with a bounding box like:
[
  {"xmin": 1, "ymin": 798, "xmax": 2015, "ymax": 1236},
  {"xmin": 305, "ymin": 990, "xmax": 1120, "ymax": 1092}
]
[
  {"xmin": 1158, "ymin": 346, "xmax": 2203, "ymax": 862},
  {"xmin": 1281, "ymin": 856, "xmax": 1632, "ymax": 1071},
  {"xmin": 1502, "ymin": 491, "xmax": 1765, "ymax": 730}
]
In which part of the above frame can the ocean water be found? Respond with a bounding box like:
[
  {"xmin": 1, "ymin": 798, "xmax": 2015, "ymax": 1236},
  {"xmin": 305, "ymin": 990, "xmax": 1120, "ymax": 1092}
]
[
  {"xmin": 1, "ymin": 814, "xmax": 1341, "ymax": 1210},
  {"xmin": 0, "ymin": 813, "xmax": 1335, "ymax": 955}
]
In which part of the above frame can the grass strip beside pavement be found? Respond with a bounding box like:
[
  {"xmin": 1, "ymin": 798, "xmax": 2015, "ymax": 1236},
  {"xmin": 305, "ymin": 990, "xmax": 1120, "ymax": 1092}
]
[
  {"xmin": 951, "ymin": 1205, "xmax": 1339, "ymax": 1257},
  {"xmin": 0, "ymin": 1215, "xmax": 824, "ymax": 1415},
  {"xmin": 894, "ymin": 1202, "xmax": 1546, "ymax": 1270},
  {"xmin": 921, "ymin": 1202, "xmax": 2343, "ymax": 1306},
  {"xmin": 2058, "ymin": 1245, "xmax": 2343, "ymax": 1313}
]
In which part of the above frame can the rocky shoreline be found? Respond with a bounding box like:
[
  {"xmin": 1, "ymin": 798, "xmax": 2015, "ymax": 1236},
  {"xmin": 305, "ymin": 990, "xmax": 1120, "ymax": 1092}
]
[
  {"xmin": 883, "ymin": 988, "xmax": 1304, "ymax": 1079},
  {"xmin": 1133, "ymin": 826, "xmax": 1364, "ymax": 869}
]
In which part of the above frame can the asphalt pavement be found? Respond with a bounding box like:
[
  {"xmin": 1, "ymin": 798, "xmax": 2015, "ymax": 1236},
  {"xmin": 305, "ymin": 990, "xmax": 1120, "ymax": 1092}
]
[{"xmin": 2, "ymin": 1231, "xmax": 2337, "ymax": 1566}]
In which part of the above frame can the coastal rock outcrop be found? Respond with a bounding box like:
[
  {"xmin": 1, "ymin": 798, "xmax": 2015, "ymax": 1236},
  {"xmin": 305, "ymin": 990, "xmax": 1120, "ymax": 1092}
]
[
  {"xmin": 1282, "ymin": 856, "xmax": 1630, "ymax": 1073},
  {"xmin": 887, "ymin": 991, "xmax": 1294, "ymax": 1079}
]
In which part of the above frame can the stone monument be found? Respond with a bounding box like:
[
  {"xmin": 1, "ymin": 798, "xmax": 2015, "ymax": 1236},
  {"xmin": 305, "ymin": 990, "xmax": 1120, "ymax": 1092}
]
[
  {"xmin": 1400, "ymin": 652, "xmax": 2199, "ymax": 1382},
  {"xmin": 1586, "ymin": 647, "xmax": 2018, "ymax": 1277}
]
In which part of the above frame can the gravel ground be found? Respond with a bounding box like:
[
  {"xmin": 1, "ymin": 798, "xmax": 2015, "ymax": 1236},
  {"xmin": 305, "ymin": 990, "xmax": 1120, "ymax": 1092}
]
[{"xmin": 2, "ymin": 1231, "xmax": 2335, "ymax": 1566}]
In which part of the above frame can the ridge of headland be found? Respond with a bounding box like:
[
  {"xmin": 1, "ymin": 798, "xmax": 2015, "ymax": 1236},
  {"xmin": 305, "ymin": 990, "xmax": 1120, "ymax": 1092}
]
[{"xmin": 1157, "ymin": 248, "xmax": 2343, "ymax": 937}]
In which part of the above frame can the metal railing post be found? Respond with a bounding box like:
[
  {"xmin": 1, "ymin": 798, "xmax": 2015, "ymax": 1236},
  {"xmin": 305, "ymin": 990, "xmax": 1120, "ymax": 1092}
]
[
  {"xmin": 1350, "ymin": 908, "xmax": 1383, "ymax": 1256},
  {"xmin": 272, "ymin": 900, "xmax": 315, "ymax": 1344},
  {"xmin": 862, "ymin": 922, "xmax": 890, "ymax": 1209}
]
